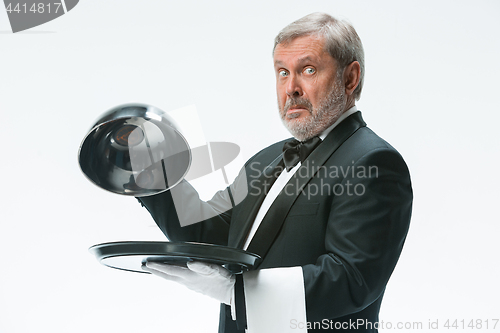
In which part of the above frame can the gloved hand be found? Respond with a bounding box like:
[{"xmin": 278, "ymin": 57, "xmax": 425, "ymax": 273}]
[{"xmin": 143, "ymin": 261, "xmax": 235, "ymax": 305}]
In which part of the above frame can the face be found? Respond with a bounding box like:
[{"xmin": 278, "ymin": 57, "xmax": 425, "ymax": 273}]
[{"xmin": 274, "ymin": 35, "xmax": 347, "ymax": 141}]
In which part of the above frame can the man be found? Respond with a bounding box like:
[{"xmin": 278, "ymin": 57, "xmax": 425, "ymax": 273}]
[{"xmin": 138, "ymin": 12, "xmax": 412, "ymax": 333}]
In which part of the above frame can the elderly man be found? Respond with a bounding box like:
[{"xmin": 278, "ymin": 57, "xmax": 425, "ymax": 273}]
[{"xmin": 138, "ymin": 12, "xmax": 412, "ymax": 333}]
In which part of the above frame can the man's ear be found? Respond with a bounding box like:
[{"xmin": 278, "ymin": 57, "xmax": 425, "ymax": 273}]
[{"xmin": 344, "ymin": 61, "xmax": 361, "ymax": 96}]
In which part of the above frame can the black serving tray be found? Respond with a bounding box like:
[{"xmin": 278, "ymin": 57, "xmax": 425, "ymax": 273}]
[{"xmin": 89, "ymin": 241, "xmax": 260, "ymax": 274}]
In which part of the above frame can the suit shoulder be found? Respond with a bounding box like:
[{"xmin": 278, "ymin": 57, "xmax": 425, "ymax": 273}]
[
  {"xmin": 332, "ymin": 126, "xmax": 410, "ymax": 174},
  {"xmin": 344, "ymin": 126, "xmax": 403, "ymax": 156}
]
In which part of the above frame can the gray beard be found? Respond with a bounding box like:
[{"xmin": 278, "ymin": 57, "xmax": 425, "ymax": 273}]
[{"xmin": 280, "ymin": 79, "xmax": 346, "ymax": 141}]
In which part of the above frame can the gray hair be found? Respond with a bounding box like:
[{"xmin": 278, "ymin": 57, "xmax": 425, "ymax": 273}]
[{"xmin": 273, "ymin": 12, "xmax": 365, "ymax": 100}]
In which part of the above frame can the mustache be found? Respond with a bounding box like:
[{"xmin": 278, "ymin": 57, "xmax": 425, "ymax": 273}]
[{"xmin": 284, "ymin": 97, "xmax": 313, "ymax": 113}]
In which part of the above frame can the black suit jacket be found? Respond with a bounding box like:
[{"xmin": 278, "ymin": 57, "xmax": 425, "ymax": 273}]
[{"xmin": 138, "ymin": 111, "xmax": 413, "ymax": 332}]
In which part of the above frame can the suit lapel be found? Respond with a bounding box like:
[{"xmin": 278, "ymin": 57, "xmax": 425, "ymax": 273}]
[
  {"xmin": 246, "ymin": 112, "xmax": 367, "ymax": 266},
  {"xmin": 227, "ymin": 154, "xmax": 284, "ymax": 248}
]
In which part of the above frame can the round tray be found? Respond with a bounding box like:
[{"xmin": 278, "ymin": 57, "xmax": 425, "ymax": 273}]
[{"xmin": 89, "ymin": 241, "xmax": 260, "ymax": 274}]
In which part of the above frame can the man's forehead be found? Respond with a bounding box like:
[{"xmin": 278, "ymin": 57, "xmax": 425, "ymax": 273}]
[
  {"xmin": 274, "ymin": 55, "xmax": 319, "ymax": 67},
  {"xmin": 273, "ymin": 37, "xmax": 330, "ymax": 67}
]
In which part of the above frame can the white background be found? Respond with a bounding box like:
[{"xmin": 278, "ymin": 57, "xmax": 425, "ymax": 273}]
[{"xmin": 1, "ymin": 0, "xmax": 499, "ymax": 332}]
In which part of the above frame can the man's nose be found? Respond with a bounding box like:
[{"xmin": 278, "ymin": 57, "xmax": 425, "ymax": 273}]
[{"xmin": 285, "ymin": 75, "xmax": 303, "ymax": 97}]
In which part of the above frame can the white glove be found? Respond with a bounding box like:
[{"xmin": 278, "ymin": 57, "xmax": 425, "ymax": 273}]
[{"xmin": 143, "ymin": 261, "xmax": 235, "ymax": 305}]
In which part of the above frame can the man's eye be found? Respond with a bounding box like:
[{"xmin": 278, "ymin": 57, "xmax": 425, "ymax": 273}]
[
  {"xmin": 305, "ymin": 68, "xmax": 316, "ymax": 74},
  {"xmin": 279, "ymin": 70, "xmax": 289, "ymax": 77}
]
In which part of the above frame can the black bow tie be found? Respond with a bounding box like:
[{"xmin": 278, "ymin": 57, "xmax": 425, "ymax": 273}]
[{"xmin": 282, "ymin": 136, "xmax": 321, "ymax": 172}]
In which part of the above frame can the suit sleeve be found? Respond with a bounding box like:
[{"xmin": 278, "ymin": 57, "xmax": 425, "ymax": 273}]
[
  {"xmin": 136, "ymin": 181, "xmax": 231, "ymax": 245},
  {"xmin": 302, "ymin": 147, "xmax": 413, "ymax": 321},
  {"xmin": 136, "ymin": 156, "xmax": 251, "ymax": 245}
]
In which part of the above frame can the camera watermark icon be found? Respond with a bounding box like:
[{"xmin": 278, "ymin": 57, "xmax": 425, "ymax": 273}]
[{"xmin": 3, "ymin": 0, "xmax": 79, "ymax": 33}]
